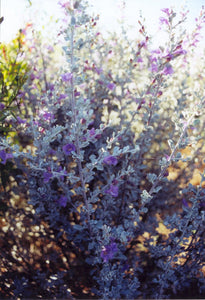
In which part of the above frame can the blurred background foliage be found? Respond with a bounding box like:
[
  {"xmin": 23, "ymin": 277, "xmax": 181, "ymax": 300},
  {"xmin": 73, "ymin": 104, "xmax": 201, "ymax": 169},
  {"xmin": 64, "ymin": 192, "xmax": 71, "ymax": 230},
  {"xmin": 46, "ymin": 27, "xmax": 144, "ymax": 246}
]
[{"xmin": 0, "ymin": 31, "xmax": 29, "ymax": 136}]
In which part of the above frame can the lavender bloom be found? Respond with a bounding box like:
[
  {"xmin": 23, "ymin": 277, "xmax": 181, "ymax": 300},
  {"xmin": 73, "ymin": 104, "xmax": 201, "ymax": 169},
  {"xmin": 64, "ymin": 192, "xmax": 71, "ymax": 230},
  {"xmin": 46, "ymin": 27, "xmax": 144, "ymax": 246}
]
[
  {"xmin": 30, "ymin": 73, "xmax": 37, "ymax": 81},
  {"xmin": 48, "ymin": 149, "xmax": 56, "ymax": 156},
  {"xmin": 173, "ymin": 49, "xmax": 187, "ymax": 57},
  {"xmin": 103, "ymin": 155, "xmax": 118, "ymax": 166},
  {"xmin": 47, "ymin": 83, "xmax": 55, "ymax": 91},
  {"xmin": 16, "ymin": 116, "xmax": 27, "ymax": 124},
  {"xmin": 95, "ymin": 67, "xmax": 103, "ymax": 75},
  {"xmin": 161, "ymin": 8, "xmax": 171, "ymax": 15},
  {"xmin": 106, "ymin": 184, "xmax": 119, "ymax": 197},
  {"xmin": 0, "ymin": 150, "xmax": 13, "ymax": 165},
  {"xmin": 163, "ymin": 64, "xmax": 174, "ymax": 75},
  {"xmin": 137, "ymin": 57, "xmax": 143, "ymax": 63},
  {"xmin": 89, "ymin": 128, "xmax": 95, "ymax": 137},
  {"xmin": 17, "ymin": 91, "xmax": 26, "ymax": 99},
  {"xmin": 43, "ymin": 171, "xmax": 53, "ymax": 183},
  {"xmin": 107, "ymin": 83, "xmax": 116, "ymax": 90},
  {"xmin": 163, "ymin": 53, "xmax": 173, "ymax": 61},
  {"xmin": 74, "ymin": 90, "xmax": 80, "ymax": 97},
  {"xmin": 100, "ymin": 241, "xmax": 118, "ymax": 263},
  {"xmin": 57, "ymin": 195, "xmax": 68, "ymax": 207},
  {"xmin": 63, "ymin": 143, "xmax": 76, "ymax": 155},
  {"xmin": 58, "ymin": 94, "xmax": 67, "ymax": 101},
  {"xmin": 58, "ymin": 0, "xmax": 73, "ymax": 11},
  {"xmin": 42, "ymin": 112, "xmax": 54, "ymax": 121},
  {"xmin": 150, "ymin": 63, "xmax": 158, "ymax": 72},
  {"xmin": 159, "ymin": 17, "xmax": 169, "ymax": 26},
  {"xmin": 149, "ymin": 56, "xmax": 158, "ymax": 72},
  {"xmin": 0, "ymin": 102, "xmax": 5, "ymax": 110},
  {"xmin": 61, "ymin": 72, "xmax": 73, "ymax": 82}
]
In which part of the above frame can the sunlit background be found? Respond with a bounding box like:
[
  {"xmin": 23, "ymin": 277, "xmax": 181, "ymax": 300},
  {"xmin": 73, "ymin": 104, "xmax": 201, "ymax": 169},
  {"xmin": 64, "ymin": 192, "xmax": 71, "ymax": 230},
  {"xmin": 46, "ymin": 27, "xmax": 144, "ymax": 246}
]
[{"xmin": 1, "ymin": 0, "xmax": 205, "ymax": 47}]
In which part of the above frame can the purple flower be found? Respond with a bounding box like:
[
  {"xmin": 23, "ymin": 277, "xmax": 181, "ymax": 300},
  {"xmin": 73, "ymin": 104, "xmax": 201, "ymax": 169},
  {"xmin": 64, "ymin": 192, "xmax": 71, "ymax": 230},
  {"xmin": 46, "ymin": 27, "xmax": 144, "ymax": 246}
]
[
  {"xmin": 58, "ymin": 93, "xmax": 67, "ymax": 101},
  {"xmin": 89, "ymin": 127, "xmax": 95, "ymax": 137},
  {"xmin": 103, "ymin": 155, "xmax": 118, "ymax": 166},
  {"xmin": 61, "ymin": 72, "xmax": 73, "ymax": 82},
  {"xmin": 57, "ymin": 195, "xmax": 68, "ymax": 207},
  {"xmin": 17, "ymin": 91, "xmax": 26, "ymax": 99},
  {"xmin": 43, "ymin": 171, "xmax": 53, "ymax": 183},
  {"xmin": 107, "ymin": 83, "xmax": 116, "ymax": 90},
  {"xmin": 63, "ymin": 143, "xmax": 76, "ymax": 155},
  {"xmin": 74, "ymin": 90, "xmax": 80, "ymax": 97},
  {"xmin": 150, "ymin": 56, "xmax": 158, "ymax": 63},
  {"xmin": 100, "ymin": 241, "xmax": 118, "ymax": 263},
  {"xmin": 136, "ymin": 98, "xmax": 146, "ymax": 110},
  {"xmin": 0, "ymin": 150, "xmax": 13, "ymax": 165},
  {"xmin": 95, "ymin": 67, "xmax": 103, "ymax": 75},
  {"xmin": 161, "ymin": 8, "xmax": 171, "ymax": 16},
  {"xmin": 16, "ymin": 116, "xmax": 27, "ymax": 124},
  {"xmin": 0, "ymin": 102, "xmax": 5, "ymax": 110},
  {"xmin": 48, "ymin": 149, "xmax": 56, "ymax": 156},
  {"xmin": 42, "ymin": 112, "xmax": 54, "ymax": 121},
  {"xmin": 139, "ymin": 40, "xmax": 147, "ymax": 48},
  {"xmin": 137, "ymin": 57, "xmax": 143, "ymax": 63},
  {"xmin": 47, "ymin": 83, "xmax": 55, "ymax": 91},
  {"xmin": 163, "ymin": 64, "xmax": 174, "ymax": 75},
  {"xmin": 159, "ymin": 17, "xmax": 169, "ymax": 26},
  {"xmin": 165, "ymin": 154, "xmax": 170, "ymax": 161},
  {"xmin": 58, "ymin": 0, "xmax": 73, "ymax": 11},
  {"xmin": 150, "ymin": 63, "xmax": 158, "ymax": 73},
  {"xmin": 30, "ymin": 73, "xmax": 37, "ymax": 81},
  {"xmin": 163, "ymin": 53, "xmax": 174, "ymax": 61},
  {"xmin": 182, "ymin": 198, "xmax": 189, "ymax": 208},
  {"xmin": 106, "ymin": 184, "xmax": 119, "ymax": 197},
  {"xmin": 149, "ymin": 56, "xmax": 158, "ymax": 72},
  {"xmin": 173, "ymin": 49, "xmax": 187, "ymax": 57}
]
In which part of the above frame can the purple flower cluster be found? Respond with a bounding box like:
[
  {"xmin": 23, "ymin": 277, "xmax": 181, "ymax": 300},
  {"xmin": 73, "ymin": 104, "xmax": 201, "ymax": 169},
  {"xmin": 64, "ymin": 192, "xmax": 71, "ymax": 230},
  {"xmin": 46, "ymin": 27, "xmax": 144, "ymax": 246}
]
[
  {"xmin": 106, "ymin": 184, "xmax": 119, "ymax": 197},
  {"xmin": 0, "ymin": 102, "xmax": 5, "ymax": 110},
  {"xmin": 163, "ymin": 64, "xmax": 174, "ymax": 75},
  {"xmin": 159, "ymin": 8, "xmax": 172, "ymax": 27},
  {"xmin": 42, "ymin": 111, "xmax": 54, "ymax": 121},
  {"xmin": 16, "ymin": 116, "xmax": 27, "ymax": 124},
  {"xmin": 63, "ymin": 143, "xmax": 76, "ymax": 155},
  {"xmin": 107, "ymin": 82, "xmax": 116, "ymax": 91},
  {"xmin": 61, "ymin": 72, "xmax": 73, "ymax": 82},
  {"xmin": 43, "ymin": 171, "xmax": 53, "ymax": 183},
  {"xmin": 57, "ymin": 195, "xmax": 68, "ymax": 207},
  {"xmin": 100, "ymin": 241, "xmax": 118, "ymax": 262},
  {"xmin": 0, "ymin": 149, "xmax": 13, "ymax": 165},
  {"xmin": 103, "ymin": 155, "xmax": 118, "ymax": 166}
]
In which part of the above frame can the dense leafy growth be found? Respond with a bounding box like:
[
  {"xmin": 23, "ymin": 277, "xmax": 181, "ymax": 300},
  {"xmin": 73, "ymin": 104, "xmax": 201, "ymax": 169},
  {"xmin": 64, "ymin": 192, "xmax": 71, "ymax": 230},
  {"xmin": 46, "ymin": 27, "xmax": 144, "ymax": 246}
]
[{"xmin": 0, "ymin": 0, "xmax": 205, "ymax": 298}]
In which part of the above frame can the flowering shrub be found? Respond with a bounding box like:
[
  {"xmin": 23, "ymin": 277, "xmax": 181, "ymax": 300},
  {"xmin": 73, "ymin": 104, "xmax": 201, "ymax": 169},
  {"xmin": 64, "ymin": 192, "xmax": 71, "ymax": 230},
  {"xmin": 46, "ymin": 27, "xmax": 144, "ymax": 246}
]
[{"xmin": 0, "ymin": 0, "xmax": 205, "ymax": 298}]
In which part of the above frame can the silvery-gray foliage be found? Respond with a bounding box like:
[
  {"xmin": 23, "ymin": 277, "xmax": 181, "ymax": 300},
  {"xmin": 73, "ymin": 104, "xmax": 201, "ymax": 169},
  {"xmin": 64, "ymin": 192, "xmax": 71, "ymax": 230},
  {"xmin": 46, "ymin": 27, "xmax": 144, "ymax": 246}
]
[{"xmin": 0, "ymin": 0, "xmax": 205, "ymax": 298}]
